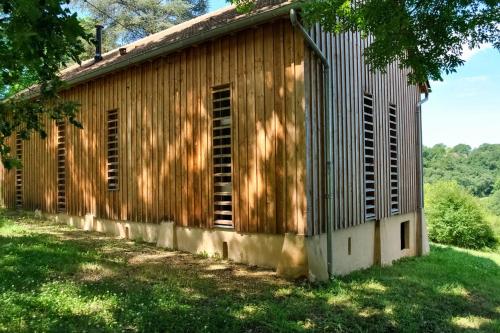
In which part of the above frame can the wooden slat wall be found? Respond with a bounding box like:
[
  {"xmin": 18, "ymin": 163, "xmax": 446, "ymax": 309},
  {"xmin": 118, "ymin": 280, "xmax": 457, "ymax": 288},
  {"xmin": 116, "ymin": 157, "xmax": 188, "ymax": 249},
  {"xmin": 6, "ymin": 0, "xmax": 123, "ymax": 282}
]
[
  {"xmin": 0, "ymin": 19, "xmax": 308, "ymax": 236},
  {"xmin": 304, "ymin": 26, "xmax": 420, "ymax": 234},
  {"xmin": 0, "ymin": 119, "xmax": 57, "ymax": 212}
]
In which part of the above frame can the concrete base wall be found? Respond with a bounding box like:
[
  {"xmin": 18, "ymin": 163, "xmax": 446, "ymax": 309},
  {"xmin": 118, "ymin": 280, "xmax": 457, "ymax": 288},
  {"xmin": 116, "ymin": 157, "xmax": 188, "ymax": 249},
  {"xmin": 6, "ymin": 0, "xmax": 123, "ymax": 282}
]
[
  {"xmin": 323, "ymin": 211, "xmax": 421, "ymax": 276},
  {"xmin": 300, "ymin": 211, "xmax": 425, "ymax": 277},
  {"xmin": 43, "ymin": 213, "xmax": 316, "ymax": 279},
  {"xmin": 331, "ymin": 222, "xmax": 376, "ymax": 275},
  {"xmin": 43, "ymin": 210, "xmax": 427, "ymax": 281},
  {"xmin": 379, "ymin": 212, "xmax": 417, "ymax": 265},
  {"xmin": 168, "ymin": 223, "xmax": 285, "ymax": 269},
  {"xmin": 53, "ymin": 214, "xmax": 160, "ymax": 243},
  {"xmin": 420, "ymin": 208, "xmax": 431, "ymax": 256}
]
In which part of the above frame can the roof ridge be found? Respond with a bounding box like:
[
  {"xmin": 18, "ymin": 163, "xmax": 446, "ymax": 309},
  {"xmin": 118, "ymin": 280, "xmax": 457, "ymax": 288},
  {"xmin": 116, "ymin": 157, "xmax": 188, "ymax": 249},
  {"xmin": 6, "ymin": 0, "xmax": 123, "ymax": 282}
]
[
  {"xmin": 60, "ymin": 0, "xmax": 291, "ymax": 81},
  {"xmin": 62, "ymin": 4, "xmax": 237, "ymax": 74}
]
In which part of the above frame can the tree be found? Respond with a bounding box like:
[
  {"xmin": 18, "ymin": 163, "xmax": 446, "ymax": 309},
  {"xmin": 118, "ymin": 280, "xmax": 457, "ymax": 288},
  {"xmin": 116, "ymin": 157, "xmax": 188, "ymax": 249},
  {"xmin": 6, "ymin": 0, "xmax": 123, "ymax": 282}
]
[
  {"xmin": 425, "ymin": 181, "xmax": 496, "ymax": 249},
  {"xmin": 450, "ymin": 144, "xmax": 472, "ymax": 156},
  {"xmin": 74, "ymin": 0, "xmax": 208, "ymax": 59},
  {"xmin": 423, "ymin": 144, "xmax": 500, "ymax": 197},
  {"xmin": 302, "ymin": 0, "xmax": 499, "ymax": 84},
  {"xmin": 0, "ymin": 0, "xmax": 89, "ymax": 168},
  {"xmin": 232, "ymin": 0, "xmax": 499, "ymax": 84},
  {"xmin": 494, "ymin": 178, "xmax": 500, "ymax": 193}
]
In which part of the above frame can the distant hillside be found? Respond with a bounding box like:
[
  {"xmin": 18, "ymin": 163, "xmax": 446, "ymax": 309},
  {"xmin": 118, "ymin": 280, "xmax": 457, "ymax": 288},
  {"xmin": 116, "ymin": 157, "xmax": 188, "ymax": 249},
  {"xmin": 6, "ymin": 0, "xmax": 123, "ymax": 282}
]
[{"xmin": 423, "ymin": 144, "xmax": 500, "ymax": 197}]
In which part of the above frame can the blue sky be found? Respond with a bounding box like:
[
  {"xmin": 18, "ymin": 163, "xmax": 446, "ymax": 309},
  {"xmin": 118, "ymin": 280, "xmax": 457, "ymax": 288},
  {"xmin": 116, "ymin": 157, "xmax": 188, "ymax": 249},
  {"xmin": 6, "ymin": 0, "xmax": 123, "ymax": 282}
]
[
  {"xmin": 208, "ymin": 1, "xmax": 499, "ymax": 148},
  {"xmin": 423, "ymin": 48, "xmax": 500, "ymax": 147},
  {"xmin": 209, "ymin": 0, "xmax": 228, "ymax": 11}
]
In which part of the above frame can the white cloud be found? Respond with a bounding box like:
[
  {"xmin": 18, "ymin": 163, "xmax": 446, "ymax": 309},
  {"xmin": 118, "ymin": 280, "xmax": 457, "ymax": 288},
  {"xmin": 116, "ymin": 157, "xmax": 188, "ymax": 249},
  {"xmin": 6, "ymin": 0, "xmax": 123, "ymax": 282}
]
[{"xmin": 461, "ymin": 44, "xmax": 493, "ymax": 61}]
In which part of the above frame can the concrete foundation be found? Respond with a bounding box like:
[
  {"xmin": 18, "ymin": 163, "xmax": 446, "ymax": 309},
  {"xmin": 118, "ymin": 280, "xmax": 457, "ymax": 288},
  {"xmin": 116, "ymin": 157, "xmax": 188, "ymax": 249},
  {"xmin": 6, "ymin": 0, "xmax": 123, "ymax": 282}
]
[
  {"xmin": 331, "ymin": 221, "xmax": 376, "ymax": 275},
  {"xmin": 43, "ymin": 209, "xmax": 427, "ymax": 281},
  {"xmin": 379, "ymin": 212, "xmax": 417, "ymax": 265},
  {"xmin": 420, "ymin": 208, "xmax": 431, "ymax": 255},
  {"xmin": 43, "ymin": 213, "xmax": 312, "ymax": 278},
  {"xmin": 300, "ymin": 211, "xmax": 424, "ymax": 277}
]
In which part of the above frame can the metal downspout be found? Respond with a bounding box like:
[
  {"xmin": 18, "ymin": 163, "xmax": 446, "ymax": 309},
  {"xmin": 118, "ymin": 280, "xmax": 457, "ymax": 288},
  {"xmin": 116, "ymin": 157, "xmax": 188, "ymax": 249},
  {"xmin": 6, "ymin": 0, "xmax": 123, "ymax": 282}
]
[
  {"xmin": 416, "ymin": 90, "xmax": 429, "ymax": 255},
  {"xmin": 290, "ymin": 8, "xmax": 334, "ymax": 277}
]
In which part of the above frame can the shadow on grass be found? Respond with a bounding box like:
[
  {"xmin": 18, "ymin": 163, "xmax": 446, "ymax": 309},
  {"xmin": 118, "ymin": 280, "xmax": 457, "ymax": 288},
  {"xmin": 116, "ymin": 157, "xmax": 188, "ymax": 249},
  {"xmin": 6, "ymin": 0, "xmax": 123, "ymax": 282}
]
[{"xmin": 0, "ymin": 215, "xmax": 499, "ymax": 332}]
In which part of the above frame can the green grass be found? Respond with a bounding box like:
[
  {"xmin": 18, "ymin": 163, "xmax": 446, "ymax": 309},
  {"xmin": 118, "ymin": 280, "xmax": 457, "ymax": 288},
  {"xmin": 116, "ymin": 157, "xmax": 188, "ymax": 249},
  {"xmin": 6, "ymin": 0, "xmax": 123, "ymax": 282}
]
[{"xmin": 0, "ymin": 210, "xmax": 499, "ymax": 333}]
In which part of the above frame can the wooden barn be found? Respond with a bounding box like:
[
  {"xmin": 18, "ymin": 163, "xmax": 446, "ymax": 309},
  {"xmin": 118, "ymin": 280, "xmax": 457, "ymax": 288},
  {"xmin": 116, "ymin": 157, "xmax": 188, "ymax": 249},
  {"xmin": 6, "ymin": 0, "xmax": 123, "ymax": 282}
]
[{"xmin": 0, "ymin": 0, "xmax": 430, "ymax": 280}]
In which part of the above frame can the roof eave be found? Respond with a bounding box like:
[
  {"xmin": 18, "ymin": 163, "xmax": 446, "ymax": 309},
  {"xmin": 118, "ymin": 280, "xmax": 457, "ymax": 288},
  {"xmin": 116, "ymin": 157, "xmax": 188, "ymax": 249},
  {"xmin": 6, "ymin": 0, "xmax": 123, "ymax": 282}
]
[{"xmin": 66, "ymin": 2, "xmax": 297, "ymax": 88}]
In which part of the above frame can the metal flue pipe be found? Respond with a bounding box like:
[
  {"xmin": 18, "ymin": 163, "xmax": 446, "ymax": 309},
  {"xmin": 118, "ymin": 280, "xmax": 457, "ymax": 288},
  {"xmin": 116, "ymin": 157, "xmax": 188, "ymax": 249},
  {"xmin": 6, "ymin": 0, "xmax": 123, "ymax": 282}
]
[{"xmin": 94, "ymin": 25, "xmax": 104, "ymax": 62}]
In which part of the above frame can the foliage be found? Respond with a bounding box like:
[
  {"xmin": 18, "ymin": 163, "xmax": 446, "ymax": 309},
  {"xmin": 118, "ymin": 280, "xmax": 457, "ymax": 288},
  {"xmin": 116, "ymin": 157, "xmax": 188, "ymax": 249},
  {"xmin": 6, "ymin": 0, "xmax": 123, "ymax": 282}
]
[
  {"xmin": 484, "ymin": 190, "xmax": 500, "ymax": 216},
  {"xmin": 74, "ymin": 0, "xmax": 208, "ymax": 59},
  {"xmin": 494, "ymin": 178, "xmax": 500, "ymax": 193},
  {"xmin": 425, "ymin": 181, "xmax": 496, "ymax": 249},
  {"xmin": 0, "ymin": 0, "xmax": 89, "ymax": 168},
  {"xmin": 485, "ymin": 213, "xmax": 500, "ymax": 244},
  {"xmin": 423, "ymin": 144, "xmax": 500, "ymax": 197},
  {"xmin": 1, "ymin": 211, "xmax": 499, "ymax": 332},
  {"xmin": 0, "ymin": 69, "xmax": 38, "ymax": 99},
  {"xmin": 300, "ymin": 0, "xmax": 500, "ymax": 84}
]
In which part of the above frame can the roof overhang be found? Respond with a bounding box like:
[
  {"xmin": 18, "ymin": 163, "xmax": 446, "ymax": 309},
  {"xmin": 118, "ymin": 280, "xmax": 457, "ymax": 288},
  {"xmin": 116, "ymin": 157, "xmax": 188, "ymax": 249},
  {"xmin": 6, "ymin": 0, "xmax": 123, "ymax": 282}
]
[
  {"xmin": 15, "ymin": 1, "xmax": 296, "ymax": 99},
  {"xmin": 65, "ymin": 2, "xmax": 296, "ymax": 88}
]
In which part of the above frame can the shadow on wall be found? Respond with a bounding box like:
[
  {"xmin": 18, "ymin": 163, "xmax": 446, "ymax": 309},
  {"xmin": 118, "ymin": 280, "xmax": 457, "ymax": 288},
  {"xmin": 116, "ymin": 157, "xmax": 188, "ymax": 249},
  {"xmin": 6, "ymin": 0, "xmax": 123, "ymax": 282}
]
[
  {"xmin": 15, "ymin": 23, "xmax": 309, "ymax": 257},
  {"xmin": 0, "ymin": 22, "xmax": 317, "ymax": 249},
  {"xmin": 0, "ymin": 216, "xmax": 498, "ymax": 332}
]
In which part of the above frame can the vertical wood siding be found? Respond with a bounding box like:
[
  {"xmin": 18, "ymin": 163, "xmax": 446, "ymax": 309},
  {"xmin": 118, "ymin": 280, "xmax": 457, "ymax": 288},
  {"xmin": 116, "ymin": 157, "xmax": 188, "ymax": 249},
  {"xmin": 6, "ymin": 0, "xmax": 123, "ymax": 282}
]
[
  {"xmin": 0, "ymin": 21, "xmax": 420, "ymax": 237},
  {"xmin": 304, "ymin": 27, "xmax": 420, "ymax": 234},
  {"xmin": 0, "ymin": 19, "xmax": 308, "ymax": 235}
]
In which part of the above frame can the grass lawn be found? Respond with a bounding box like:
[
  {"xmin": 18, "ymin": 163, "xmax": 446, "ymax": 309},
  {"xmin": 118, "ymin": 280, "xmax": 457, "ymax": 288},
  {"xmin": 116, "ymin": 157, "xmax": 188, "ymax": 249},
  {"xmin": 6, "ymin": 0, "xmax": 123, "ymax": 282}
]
[{"xmin": 0, "ymin": 210, "xmax": 499, "ymax": 333}]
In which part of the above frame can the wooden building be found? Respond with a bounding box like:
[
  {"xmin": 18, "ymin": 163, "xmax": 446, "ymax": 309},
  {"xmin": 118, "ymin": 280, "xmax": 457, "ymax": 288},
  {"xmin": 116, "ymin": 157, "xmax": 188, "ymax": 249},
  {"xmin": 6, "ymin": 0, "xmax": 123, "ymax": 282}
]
[{"xmin": 0, "ymin": 0, "xmax": 430, "ymax": 280}]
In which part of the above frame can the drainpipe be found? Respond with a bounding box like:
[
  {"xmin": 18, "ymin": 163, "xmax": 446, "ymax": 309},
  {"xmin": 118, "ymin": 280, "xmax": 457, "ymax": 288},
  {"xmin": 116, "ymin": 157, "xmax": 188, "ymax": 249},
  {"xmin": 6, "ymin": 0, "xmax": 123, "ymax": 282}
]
[
  {"xmin": 416, "ymin": 88, "xmax": 429, "ymax": 255},
  {"xmin": 290, "ymin": 8, "xmax": 334, "ymax": 277}
]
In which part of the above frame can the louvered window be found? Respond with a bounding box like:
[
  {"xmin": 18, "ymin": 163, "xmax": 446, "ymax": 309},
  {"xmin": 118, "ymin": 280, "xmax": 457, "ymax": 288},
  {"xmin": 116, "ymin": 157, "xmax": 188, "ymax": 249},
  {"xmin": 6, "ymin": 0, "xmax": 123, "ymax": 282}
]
[
  {"xmin": 363, "ymin": 93, "xmax": 376, "ymax": 220},
  {"xmin": 15, "ymin": 134, "xmax": 22, "ymax": 208},
  {"xmin": 212, "ymin": 86, "xmax": 233, "ymax": 228},
  {"xmin": 57, "ymin": 121, "xmax": 66, "ymax": 212},
  {"xmin": 389, "ymin": 104, "xmax": 399, "ymax": 214},
  {"xmin": 107, "ymin": 109, "xmax": 119, "ymax": 191}
]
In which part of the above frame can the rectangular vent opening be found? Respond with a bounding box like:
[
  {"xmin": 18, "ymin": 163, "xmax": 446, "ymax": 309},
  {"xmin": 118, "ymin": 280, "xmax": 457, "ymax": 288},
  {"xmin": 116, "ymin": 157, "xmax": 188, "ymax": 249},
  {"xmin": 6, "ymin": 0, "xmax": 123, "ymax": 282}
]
[
  {"xmin": 363, "ymin": 93, "xmax": 376, "ymax": 221},
  {"xmin": 212, "ymin": 86, "xmax": 233, "ymax": 229},
  {"xmin": 389, "ymin": 104, "xmax": 399, "ymax": 214},
  {"xmin": 57, "ymin": 121, "xmax": 66, "ymax": 212},
  {"xmin": 401, "ymin": 221, "xmax": 409, "ymax": 250},
  {"xmin": 222, "ymin": 241, "xmax": 229, "ymax": 260},
  {"xmin": 107, "ymin": 109, "xmax": 119, "ymax": 191},
  {"xmin": 15, "ymin": 134, "xmax": 22, "ymax": 208}
]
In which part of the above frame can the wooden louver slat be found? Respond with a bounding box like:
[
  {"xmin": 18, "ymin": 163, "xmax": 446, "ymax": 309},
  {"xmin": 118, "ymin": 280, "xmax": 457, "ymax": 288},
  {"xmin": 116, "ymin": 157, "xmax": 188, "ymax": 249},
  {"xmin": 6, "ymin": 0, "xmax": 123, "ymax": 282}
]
[
  {"xmin": 363, "ymin": 93, "xmax": 376, "ymax": 220},
  {"xmin": 57, "ymin": 121, "xmax": 66, "ymax": 212},
  {"xmin": 389, "ymin": 104, "xmax": 399, "ymax": 214},
  {"xmin": 15, "ymin": 134, "xmax": 22, "ymax": 208},
  {"xmin": 107, "ymin": 109, "xmax": 119, "ymax": 191},
  {"xmin": 212, "ymin": 86, "xmax": 233, "ymax": 228}
]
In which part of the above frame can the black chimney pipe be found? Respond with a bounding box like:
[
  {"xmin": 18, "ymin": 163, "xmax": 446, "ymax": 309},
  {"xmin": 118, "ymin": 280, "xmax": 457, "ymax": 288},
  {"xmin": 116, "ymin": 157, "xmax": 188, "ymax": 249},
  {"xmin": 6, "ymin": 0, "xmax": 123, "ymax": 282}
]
[{"xmin": 94, "ymin": 24, "xmax": 103, "ymax": 62}]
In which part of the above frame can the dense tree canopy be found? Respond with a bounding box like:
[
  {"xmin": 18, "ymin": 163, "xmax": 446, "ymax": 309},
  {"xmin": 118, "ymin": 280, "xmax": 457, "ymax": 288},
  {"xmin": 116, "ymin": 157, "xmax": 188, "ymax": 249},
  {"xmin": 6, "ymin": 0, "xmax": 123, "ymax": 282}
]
[
  {"xmin": 0, "ymin": 0, "xmax": 89, "ymax": 168},
  {"xmin": 231, "ymin": 0, "xmax": 500, "ymax": 84},
  {"xmin": 302, "ymin": 0, "xmax": 500, "ymax": 84},
  {"xmin": 424, "ymin": 144, "xmax": 500, "ymax": 197},
  {"xmin": 74, "ymin": 0, "xmax": 208, "ymax": 59}
]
